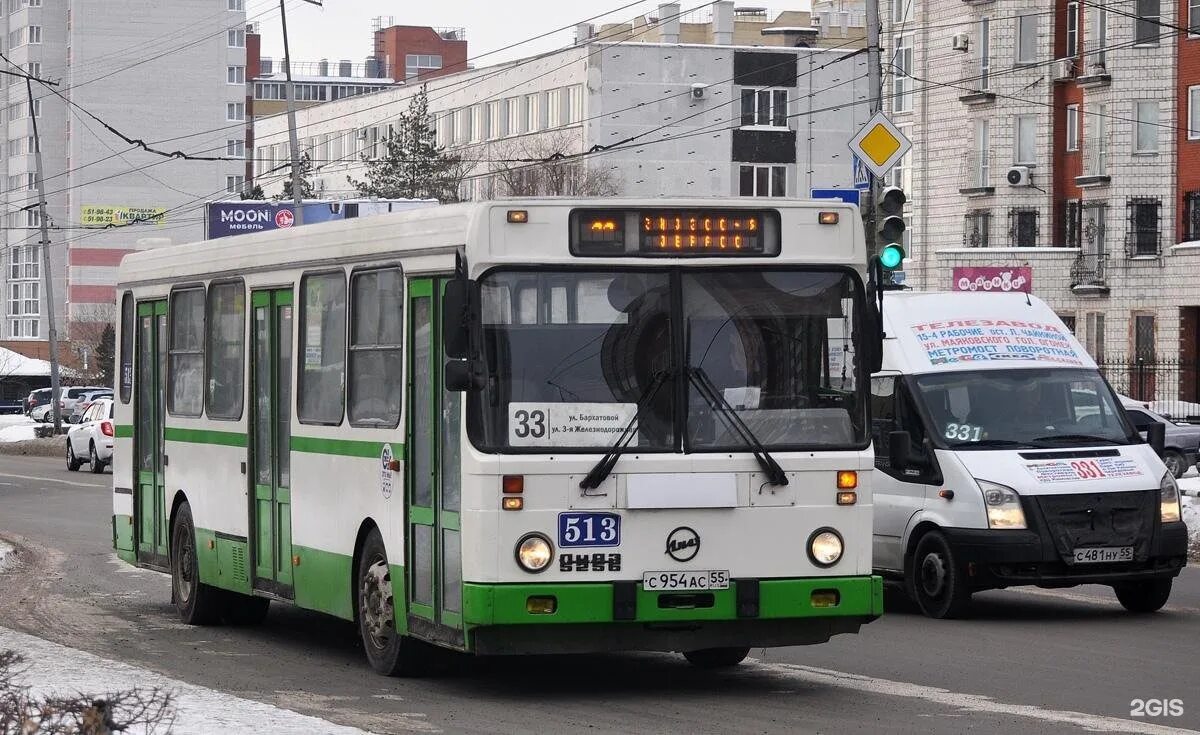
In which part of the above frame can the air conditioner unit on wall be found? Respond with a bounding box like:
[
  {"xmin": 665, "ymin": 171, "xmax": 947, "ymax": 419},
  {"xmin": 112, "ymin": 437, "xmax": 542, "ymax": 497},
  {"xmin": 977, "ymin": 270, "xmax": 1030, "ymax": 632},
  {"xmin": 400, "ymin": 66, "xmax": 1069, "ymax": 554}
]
[
  {"xmin": 1052, "ymin": 58, "xmax": 1075, "ymax": 81},
  {"xmin": 691, "ymin": 83, "xmax": 707, "ymax": 100},
  {"xmin": 1007, "ymin": 166, "xmax": 1032, "ymax": 187},
  {"xmin": 951, "ymin": 33, "xmax": 969, "ymax": 52}
]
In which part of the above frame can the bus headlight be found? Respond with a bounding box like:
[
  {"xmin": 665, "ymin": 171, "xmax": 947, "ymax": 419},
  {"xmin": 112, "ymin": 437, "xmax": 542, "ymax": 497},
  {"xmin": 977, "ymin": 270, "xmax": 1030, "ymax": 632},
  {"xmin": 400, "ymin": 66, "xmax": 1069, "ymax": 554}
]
[
  {"xmin": 978, "ymin": 479, "xmax": 1027, "ymax": 529},
  {"xmin": 515, "ymin": 533, "xmax": 553, "ymax": 573},
  {"xmin": 1160, "ymin": 472, "xmax": 1181, "ymax": 524},
  {"xmin": 807, "ymin": 528, "xmax": 844, "ymax": 567}
]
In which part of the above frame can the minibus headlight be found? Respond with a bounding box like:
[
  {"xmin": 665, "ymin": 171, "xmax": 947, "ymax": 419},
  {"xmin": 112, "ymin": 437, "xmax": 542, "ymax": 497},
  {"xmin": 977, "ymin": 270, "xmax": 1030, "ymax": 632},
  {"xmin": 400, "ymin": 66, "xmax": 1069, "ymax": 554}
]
[
  {"xmin": 978, "ymin": 479, "xmax": 1027, "ymax": 529},
  {"xmin": 1160, "ymin": 472, "xmax": 1181, "ymax": 524},
  {"xmin": 807, "ymin": 528, "xmax": 844, "ymax": 567},
  {"xmin": 515, "ymin": 533, "xmax": 553, "ymax": 573}
]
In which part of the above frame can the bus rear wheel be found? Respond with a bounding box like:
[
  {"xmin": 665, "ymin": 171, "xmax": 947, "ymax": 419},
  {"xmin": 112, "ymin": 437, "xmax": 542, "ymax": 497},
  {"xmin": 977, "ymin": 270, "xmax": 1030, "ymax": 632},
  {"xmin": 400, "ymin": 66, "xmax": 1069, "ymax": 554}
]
[
  {"xmin": 1114, "ymin": 578, "xmax": 1172, "ymax": 613},
  {"xmin": 683, "ymin": 647, "xmax": 751, "ymax": 668},
  {"xmin": 356, "ymin": 528, "xmax": 428, "ymax": 677},
  {"xmin": 170, "ymin": 502, "xmax": 223, "ymax": 625}
]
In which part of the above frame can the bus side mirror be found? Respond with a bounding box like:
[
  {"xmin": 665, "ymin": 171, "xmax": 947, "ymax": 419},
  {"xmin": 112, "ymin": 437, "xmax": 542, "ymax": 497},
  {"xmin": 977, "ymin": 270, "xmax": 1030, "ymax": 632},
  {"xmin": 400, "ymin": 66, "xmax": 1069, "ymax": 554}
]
[
  {"xmin": 888, "ymin": 430, "xmax": 912, "ymax": 470},
  {"xmin": 443, "ymin": 278, "xmax": 474, "ymax": 360},
  {"xmin": 445, "ymin": 359, "xmax": 485, "ymax": 393},
  {"xmin": 864, "ymin": 301, "xmax": 883, "ymax": 374},
  {"xmin": 1146, "ymin": 422, "xmax": 1165, "ymax": 458}
]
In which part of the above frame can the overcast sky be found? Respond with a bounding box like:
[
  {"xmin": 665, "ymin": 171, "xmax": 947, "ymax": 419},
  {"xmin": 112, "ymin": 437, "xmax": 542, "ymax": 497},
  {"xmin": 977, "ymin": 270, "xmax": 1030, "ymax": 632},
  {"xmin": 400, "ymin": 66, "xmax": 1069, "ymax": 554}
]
[{"xmin": 255, "ymin": 1, "xmax": 806, "ymax": 71}]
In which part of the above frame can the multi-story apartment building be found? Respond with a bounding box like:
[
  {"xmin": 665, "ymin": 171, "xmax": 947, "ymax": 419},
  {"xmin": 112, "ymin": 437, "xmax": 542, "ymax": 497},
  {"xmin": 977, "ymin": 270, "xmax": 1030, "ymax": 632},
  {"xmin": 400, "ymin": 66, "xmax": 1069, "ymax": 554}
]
[
  {"xmin": 2, "ymin": 0, "xmax": 247, "ymax": 358},
  {"xmin": 254, "ymin": 2, "xmax": 871, "ymax": 204},
  {"xmin": 884, "ymin": 0, "xmax": 1200, "ymax": 406}
]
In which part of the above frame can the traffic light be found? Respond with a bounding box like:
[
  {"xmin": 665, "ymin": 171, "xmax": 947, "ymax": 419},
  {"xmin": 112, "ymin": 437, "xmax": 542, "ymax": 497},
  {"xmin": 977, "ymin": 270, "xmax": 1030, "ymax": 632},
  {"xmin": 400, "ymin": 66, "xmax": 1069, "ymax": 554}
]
[{"xmin": 875, "ymin": 185, "xmax": 907, "ymax": 271}]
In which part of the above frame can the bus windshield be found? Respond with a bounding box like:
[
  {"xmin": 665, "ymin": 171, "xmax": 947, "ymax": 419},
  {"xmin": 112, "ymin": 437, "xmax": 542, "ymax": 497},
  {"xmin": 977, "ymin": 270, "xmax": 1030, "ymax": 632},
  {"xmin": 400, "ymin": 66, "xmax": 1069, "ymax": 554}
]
[
  {"xmin": 468, "ymin": 268, "xmax": 866, "ymax": 452},
  {"xmin": 912, "ymin": 368, "xmax": 1138, "ymax": 449}
]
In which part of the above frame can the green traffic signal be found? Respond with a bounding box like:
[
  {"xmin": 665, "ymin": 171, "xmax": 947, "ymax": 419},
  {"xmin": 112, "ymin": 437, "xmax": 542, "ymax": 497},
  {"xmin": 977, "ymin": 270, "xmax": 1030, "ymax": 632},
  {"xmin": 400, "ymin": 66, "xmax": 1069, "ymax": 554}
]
[{"xmin": 879, "ymin": 244, "xmax": 905, "ymax": 270}]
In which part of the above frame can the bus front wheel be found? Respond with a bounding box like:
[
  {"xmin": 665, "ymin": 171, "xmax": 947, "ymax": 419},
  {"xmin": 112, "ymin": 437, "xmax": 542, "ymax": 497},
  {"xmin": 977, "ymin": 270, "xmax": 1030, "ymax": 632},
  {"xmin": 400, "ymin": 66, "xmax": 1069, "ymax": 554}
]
[
  {"xmin": 683, "ymin": 647, "xmax": 751, "ymax": 668},
  {"xmin": 170, "ymin": 502, "xmax": 223, "ymax": 625},
  {"xmin": 356, "ymin": 528, "xmax": 429, "ymax": 676}
]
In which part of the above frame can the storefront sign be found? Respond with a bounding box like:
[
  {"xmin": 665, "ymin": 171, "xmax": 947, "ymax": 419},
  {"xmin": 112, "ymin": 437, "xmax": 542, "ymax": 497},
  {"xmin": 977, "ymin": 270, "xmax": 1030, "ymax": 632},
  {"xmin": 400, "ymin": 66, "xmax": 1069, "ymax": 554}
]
[
  {"xmin": 81, "ymin": 205, "xmax": 167, "ymax": 228},
  {"xmin": 952, "ymin": 266, "xmax": 1032, "ymax": 293}
]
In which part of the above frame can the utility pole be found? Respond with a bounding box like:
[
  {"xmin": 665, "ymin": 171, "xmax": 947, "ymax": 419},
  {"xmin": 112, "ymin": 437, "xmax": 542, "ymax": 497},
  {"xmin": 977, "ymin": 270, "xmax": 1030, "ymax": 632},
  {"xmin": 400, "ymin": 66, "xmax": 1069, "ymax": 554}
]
[
  {"xmin": 279, "ymin": 0, "xmax": 322, "ymax": 225},
  {"xmin": 26, "ymin": 75, "xmax": 63, "ymax": 433},
  {"xmin": 863, "ymin": 0, "xmax": 883, "ymax": 259}
]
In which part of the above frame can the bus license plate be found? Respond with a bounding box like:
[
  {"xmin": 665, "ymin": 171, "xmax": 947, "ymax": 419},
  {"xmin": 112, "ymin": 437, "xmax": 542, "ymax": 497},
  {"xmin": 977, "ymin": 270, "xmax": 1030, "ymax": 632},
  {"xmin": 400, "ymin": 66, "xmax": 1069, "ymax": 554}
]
[
  {"xmin": 1072, "ymin": 546, "xmax": 1133, "ymax": 564},
  {"xmin": 642, "ymin": 570, "xmax": 730, "ymax": 591}
]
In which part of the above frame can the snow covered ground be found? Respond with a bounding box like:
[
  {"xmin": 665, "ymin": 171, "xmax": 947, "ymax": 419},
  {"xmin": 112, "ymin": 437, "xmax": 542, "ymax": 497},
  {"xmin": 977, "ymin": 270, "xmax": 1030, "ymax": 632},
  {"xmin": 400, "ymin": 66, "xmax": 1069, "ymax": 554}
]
[
  {"xmin": 0, "ymin": 413, "xmax": 35, "ymax": 443},
  {"xmin": 0, "ymin": 539, "xmax": 12, "ymax": 571},
  {"xmin": 1180, "ymin": 469, "xmax": 1200, "ymax": 558},
  {"xmin": 0, "ymin": 625, "xmax": 384, "ymax": 735}
]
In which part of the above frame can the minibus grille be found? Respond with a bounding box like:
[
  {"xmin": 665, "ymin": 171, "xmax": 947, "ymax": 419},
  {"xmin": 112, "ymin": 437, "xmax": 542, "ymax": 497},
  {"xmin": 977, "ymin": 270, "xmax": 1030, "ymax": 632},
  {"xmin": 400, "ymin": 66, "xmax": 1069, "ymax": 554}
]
[{"xmin": 1031, "ymin": 490, "xmax": 1156, "ymax": 562}]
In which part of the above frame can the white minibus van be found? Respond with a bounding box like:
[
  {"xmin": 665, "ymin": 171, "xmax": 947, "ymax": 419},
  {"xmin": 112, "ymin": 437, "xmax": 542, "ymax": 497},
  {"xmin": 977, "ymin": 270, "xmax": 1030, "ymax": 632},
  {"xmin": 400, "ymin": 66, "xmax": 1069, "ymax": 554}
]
[{"xmin": 871, "ymin": 291, "xmax": 1187, "ymax": 618}]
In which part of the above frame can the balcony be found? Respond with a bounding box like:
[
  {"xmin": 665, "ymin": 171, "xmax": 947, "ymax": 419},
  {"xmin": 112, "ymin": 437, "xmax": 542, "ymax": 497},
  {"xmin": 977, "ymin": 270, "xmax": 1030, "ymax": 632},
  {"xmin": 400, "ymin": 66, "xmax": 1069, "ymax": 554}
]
[
  {"xmin": 1076, "ymin": 60, "xmax": 1111, "ymax": 88},
  {"xmin": 957, "ymin": 57, "xmax": 995, "ymax": 105},
  {"xmin": 1070, "ymin": 253, "xmax": 1109, "ymax": 295},
  {"xmin": 959, "ymin": 151, "xmax": 994, "ymax": 196},
  {"xmin": 1074, "ymin": 138, "xmax": 1110, "ymax": 188}
]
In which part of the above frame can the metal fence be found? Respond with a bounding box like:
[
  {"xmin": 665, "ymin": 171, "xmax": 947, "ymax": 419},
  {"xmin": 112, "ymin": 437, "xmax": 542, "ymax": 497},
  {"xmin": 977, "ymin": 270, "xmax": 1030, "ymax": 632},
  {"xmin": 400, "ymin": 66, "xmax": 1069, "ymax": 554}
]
[{"xmin": 1098, "ymin": 356, "xmax": 1200, "ymax": 422}]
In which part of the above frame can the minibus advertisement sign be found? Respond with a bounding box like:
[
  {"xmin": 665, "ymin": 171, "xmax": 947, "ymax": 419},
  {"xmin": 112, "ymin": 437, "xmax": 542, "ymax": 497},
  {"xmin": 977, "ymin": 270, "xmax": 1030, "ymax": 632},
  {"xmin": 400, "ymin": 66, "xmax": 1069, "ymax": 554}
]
[{"xmin": 910, "ymin": 319, "xmax": 1086, "ymax": 367}]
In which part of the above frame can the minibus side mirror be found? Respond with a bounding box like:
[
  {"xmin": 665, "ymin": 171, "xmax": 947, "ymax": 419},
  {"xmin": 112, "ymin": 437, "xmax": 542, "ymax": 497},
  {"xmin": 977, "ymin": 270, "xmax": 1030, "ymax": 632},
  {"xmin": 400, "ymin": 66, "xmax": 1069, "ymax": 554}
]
[
  {"xmin": 888, "ymin": 430, "xmax": 912, "ymax": 470},
  {"xmin": 445, "ymin": 359, "xmax": 485, "ymax": 393},
  {"xmin": 1146, "ymin": 422, "xmax": 1165, "ymax": 458},
  {"xmin": 443, "ymin": 278, "xmax": 474, "ymax": 360}
]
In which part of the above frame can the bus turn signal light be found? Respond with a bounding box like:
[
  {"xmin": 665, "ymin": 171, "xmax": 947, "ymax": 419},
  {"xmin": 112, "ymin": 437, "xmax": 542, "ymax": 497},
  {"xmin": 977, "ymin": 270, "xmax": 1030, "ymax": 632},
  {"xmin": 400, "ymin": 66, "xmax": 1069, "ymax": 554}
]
[
  {"xmin": 811, "ymin": 589, "xmax": 840, "ymax": 608},
  {"xmin": 502, "ymin": 497, "xmax": 524, "ymax": 511},
  {"xmin": 507, "ymin": 209, "xmax": 528, "ymax": 223},
  {"xmin": 836, "ymin": 491, "xmax": 857, "ymax": 506},
  {"xmin": 818, "ymin": 211, "xmax": 839, "ymax": 225},
  {"xmin": 502, "ymin": 475, "xmax": 524, "ymax": 493},
  {"xmin": 836, "ymin": 470, "xmax": 857, "ymax": 489}
]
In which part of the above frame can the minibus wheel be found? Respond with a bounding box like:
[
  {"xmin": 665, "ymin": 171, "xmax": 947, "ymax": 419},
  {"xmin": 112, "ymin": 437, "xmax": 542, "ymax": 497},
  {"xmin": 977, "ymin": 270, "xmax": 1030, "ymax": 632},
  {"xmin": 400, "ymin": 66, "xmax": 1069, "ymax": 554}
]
[
  {"xmin": 356, "ymin": 528, "xmax": 430, "ymax": 676},
  {"xmin": 1113, "ymin": 579, "xmax": 1172, "ymax": 613},
  {"xmin": 170, "ymin": 502, "xmax": 223, "ymax": 625},
  {"xmin": 683, "ymin": 647, "xmax": 751, "ymax": 668},
  {"xmin": 908, "ymin": 531, "xmax": 971, "ymax": 619}
]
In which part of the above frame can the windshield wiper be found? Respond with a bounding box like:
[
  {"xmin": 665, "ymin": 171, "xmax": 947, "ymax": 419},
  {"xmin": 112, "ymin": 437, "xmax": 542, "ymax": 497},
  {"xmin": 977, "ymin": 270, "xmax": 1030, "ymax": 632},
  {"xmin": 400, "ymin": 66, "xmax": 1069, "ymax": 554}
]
[
  {"xmin": 579, "ymin": 370, "xmax": 672, "ymax": 490},
  {"xmin": 1030, "ymin": 433, "xmax": 1125, "ymax": 445},
  {"xmin": 688, "ymin": 367, "xmax": 788, "ymax": 486}
]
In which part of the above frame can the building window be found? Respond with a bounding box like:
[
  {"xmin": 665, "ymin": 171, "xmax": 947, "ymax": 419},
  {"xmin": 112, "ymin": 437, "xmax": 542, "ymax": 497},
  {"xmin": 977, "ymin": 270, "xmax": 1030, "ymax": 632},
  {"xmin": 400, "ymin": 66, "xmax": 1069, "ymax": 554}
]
[
  {"xmin": 1009, "ymin": 207, "xmax": 1039, "ymax": 247},
  {"xmin": 470, "ymin": 105, "xmax": 483, "ymax": 141},
  {"xmin": 546, "ymin": 89, "xmax": 563, "ymax": 128},
  {"xmin": 487, "ymin": 100, "xmax": 503, "ymax": 139},
  {"xmin": 27, "ymin": 25, "xmax": 39, "ymax": 44},
  {"xmin": 740, "ymin": 89, "xmax": 788, "ymax": 127},
  {"xmin": 738, "ymin": 165, "xmax": 786, "ymax": 197},
  {"xmin": 1091, "ymin": 9, "xmax": 1108, "ymax": 67},
  {"xmin": 226, "ymin": 102, "xmax": 244, "ymax": 121},
  {"xmin": 1185, "ymin": 191, "xmax": 1200, "ymax": 242},
  {"xmin": 1134, "ymin": 0, "xmax": 1160, "ymax": 45},
  {"xmin": 348, "ymin": 267, "xmax": 403, "ymax": 428},
  {"xmin": 1190, "ymin": 0, "xmax": 1200, "ymax": 33},
  {"xmin": 226, "ymin": 175, "xmax": 244, "ymax": 194},
  {"xmin": 228, "ymin": 0, "xmax": 244, "ymax": 9},
  {"xmin": 892, "ymin": 35, "xmax": 912, "ymax": 112},
  {"xmin": 226, "ymin": 139, "xmax": 245, "ymax": 158},
  {"xmin": 523, "ymin": 93, "xmax": 540, "ymax": 133},
  {"xmin": 979, "ymin": 17, "xmax": 991, "ymax": 89},
  {"xmin": 1133, "ymin": 314, "xmax": 1155, "ymax": 360},
  {"xmin": 1081, "ymin": 201, "xmax": 1107, "ymax": 255},
  {"xmin": 1014, "ymin": 114, "xmax": 1036, "ymax": 164},
  {"xmin": 1085, "ymin": 312, "xmax": 1105, "ymax": 361},
  {"xmin": 964, "ymin": 210, "xmax": 991, "ymax": 247},
  {"xmin": 1187, "ymin": 86, "xmax": 1200, "ymax": 140},
  {"xmin": 298, "ymin": 271, "xmax": 347, "ymax": 425},
  {"xmin": 1134, "ymin": 101, "xmax": 1159, "ymax": 153},
  {"xmin": 1059, "ymin": 314, "xmax": 1076, "ymax": 333},
  {"xmin": 26, "ymin": 62, "xmax": 40, "ymax": 78},
  {"xmin": 227, "ymin": 65, "xmax": 245, "ymax": 84},
  {"xmin": 1066, "ymin": 1, "xmax": 1079, "ymax": 55},
  {"xmin": 1062, "ymin": 200, "xmax": 1081, "ymax": 248},
  {"xmin": 1065, "ymin": 104, "xmax": 1079, "ymax": 151},
  {"xmin": 505, "ymin": 98, "xmax": 520, "ymax": 137},
  {"xmin": 567, "ymin": 84, "xmax": 583, "ymax": 124},
  {"xmin": 404, "ymin": 53, "xmax": 442, "ymax": 80},
  {"xmin": 168, "ymin": 288, "xmax": 205, "ymax": 417},
  {"xmin": 1016, "ymin": 15, "xmax": 1038, "ymax": 64},
  {"xmin": 1126, "ymin": 197, "xmax": 1161, "ymax": 256},
  {"xmin": 891, "ymin": 0, "xmax": 910, "ymax": 23},
  {"xmin": 205, "ymin": 281, "xmax": 244, "ymax": 420},
  {"xmin": 227, "ymin": 28, "xmax": 245, "ymax": 48}
]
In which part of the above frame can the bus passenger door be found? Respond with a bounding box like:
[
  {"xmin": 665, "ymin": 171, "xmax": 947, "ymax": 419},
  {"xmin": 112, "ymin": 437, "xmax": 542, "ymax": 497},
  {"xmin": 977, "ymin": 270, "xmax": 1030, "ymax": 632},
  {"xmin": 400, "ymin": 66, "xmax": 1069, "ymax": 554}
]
[
  {"xmin": 250, "ymin": 289, "xmax": 295, "ymax": 597},
  {"xmin": 135, "ymin": 300, "xmax": 169, "ymax": 566},
  {"xmin": 406, "ymin": 277, "xmax": 464, "ymax": 642}
]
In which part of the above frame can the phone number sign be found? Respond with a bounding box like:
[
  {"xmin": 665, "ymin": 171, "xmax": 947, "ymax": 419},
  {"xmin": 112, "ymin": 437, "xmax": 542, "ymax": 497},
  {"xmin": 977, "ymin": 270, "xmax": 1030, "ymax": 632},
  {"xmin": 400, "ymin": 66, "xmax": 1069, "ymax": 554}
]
[{"xmin": 1024, "ymin": 457, "xmax": 1142, "ymax": 483}]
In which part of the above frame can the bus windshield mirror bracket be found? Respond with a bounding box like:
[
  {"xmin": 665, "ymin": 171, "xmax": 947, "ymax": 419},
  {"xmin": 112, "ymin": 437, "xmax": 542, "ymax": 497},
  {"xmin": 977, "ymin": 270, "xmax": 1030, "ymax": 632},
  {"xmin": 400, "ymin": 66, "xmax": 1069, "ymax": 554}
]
[
  {"xmin": 579, "ymin": 370, "xmax": 672, "ymax": 491},
  {"xmin": 688, "ymin": 367, "xmax": 788, "ymax": 486}
]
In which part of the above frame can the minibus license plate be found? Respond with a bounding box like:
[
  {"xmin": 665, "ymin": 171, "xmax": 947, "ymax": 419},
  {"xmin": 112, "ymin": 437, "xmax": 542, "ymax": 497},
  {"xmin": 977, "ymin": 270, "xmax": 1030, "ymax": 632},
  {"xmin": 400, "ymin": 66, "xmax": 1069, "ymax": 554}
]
[
  {"xmin": 642, "ymin": 570, "xmax": 730, "ymax": 591},
  {"xmin": 1072, "ymin": 546, "xmax": 1133, "ymax": 564}
]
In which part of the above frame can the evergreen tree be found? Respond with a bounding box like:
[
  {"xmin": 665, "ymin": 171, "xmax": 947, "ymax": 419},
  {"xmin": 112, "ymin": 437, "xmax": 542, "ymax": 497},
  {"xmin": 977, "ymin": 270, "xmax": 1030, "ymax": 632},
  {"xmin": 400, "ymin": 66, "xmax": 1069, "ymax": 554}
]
[
  {"xmin": 94, "ymin": 324, "xmax": 115, "ymax": 387},
  {"xmin": 348, "ymin": 86, "xmax": 465, "ymax": 201},
  {"xmin": 240, "ymin": 184, "xmax": 266, "ymax": 200},
  {"xmin": 279, "ymin": 153, "xmax": 315, "ymax": 200}
]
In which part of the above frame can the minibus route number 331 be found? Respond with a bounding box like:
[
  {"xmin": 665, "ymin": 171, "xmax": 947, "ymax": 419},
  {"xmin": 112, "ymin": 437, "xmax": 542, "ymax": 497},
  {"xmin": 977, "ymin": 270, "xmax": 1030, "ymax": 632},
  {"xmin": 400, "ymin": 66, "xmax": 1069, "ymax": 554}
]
[{"xmin": 110, "ymin": 199, "xmax": 897, "ymax": 674}]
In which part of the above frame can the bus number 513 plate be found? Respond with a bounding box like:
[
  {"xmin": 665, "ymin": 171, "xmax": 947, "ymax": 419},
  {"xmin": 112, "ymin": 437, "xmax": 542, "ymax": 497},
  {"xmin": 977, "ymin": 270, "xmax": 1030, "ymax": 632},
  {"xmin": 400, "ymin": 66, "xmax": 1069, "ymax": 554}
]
[{"xmin": 558, "ymin": 512, "xmax": 620, "ymax": 548}]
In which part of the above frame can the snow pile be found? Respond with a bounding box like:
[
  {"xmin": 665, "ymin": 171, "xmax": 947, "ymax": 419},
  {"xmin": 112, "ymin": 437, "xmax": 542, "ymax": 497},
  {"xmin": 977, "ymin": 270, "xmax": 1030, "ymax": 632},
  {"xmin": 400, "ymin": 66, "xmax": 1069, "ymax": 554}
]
[
  {"xmin": 0, "ymin": 417, "xmax": 35, "ymax": 443},
  {"xmin": 1151, "ymin": 400, "xmax": 1200, "ymax": 419},
  {"xmin": 0, "ymin": 540, "xmax": 12, "ymax": 572},
  {"xmin": 1184, "ymin": 495, "xmax": 1199, "ymax": 560}
]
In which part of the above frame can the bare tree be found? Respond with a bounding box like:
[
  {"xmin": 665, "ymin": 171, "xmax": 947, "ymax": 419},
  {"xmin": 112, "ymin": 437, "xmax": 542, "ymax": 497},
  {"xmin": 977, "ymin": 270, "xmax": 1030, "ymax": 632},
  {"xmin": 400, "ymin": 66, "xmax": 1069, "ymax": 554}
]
[
  {"xmin": 65, "ymin": 305, "xmax": 117, "ymax": 387},
  {"xmin": 490, "ymin": 131, "xmax": 621, "ymax": 198}
]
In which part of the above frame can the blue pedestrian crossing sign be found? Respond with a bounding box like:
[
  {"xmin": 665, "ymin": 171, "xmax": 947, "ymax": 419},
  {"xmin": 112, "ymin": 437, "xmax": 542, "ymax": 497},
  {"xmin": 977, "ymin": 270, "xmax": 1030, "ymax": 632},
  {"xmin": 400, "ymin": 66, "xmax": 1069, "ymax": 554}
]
[{"xmin": 852, "ymin": 154, "xmax": 871, "ymax": 190}]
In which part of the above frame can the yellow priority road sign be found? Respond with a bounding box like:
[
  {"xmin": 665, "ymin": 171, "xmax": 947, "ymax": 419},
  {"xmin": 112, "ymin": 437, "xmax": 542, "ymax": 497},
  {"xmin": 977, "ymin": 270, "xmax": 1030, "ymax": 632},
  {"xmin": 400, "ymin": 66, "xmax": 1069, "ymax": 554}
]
[{"xmin": 847, "ymin": 112, "xmax": 912, "ymax": 180}]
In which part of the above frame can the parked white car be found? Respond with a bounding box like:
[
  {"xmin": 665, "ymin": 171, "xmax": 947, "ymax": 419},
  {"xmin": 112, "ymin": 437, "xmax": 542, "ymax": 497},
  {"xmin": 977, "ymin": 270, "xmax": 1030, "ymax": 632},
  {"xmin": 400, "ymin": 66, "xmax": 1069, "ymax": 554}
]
[{"xmin": 66, "ymin": 398, "xmax": 114, "ymax": 473}]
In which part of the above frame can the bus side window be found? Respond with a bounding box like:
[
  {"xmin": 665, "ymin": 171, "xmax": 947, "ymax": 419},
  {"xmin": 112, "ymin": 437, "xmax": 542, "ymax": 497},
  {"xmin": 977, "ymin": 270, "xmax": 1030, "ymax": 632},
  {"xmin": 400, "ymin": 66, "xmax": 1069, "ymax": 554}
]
[
  {"xmin": 348, "ymin": 267, "xmax": 403, "ymax": 428},
  {"xmin": 168, "ymin": 287, "xmax": 206, "ymax": 417},
  {"xmin": 119, "ymin": 292, "xmax": 134, "ymax": 403},
  {"xmin": 298, "ymin": 271, "xmax": 347, "ymax": 425}
]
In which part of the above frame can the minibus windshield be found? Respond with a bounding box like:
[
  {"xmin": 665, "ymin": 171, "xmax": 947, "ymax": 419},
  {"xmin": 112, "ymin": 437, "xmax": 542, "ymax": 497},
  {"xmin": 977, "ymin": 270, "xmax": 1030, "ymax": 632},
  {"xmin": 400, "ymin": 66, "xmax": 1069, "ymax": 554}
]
[{"xmin": 912, "ymin": 368, "xmax": 1137, "ymax": 449}]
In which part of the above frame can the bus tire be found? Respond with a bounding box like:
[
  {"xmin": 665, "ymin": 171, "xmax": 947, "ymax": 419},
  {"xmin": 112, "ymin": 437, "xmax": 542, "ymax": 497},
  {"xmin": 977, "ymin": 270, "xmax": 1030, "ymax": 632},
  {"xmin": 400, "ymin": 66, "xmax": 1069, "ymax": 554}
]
[
  {"xmin": 222, "ymin": 593, "xmax": 270, "ymax": 626},
  {"xmin": 683, "ymin": 647, "xmax": 751, "ymax": 668},
  {"xmin": 1114, "ymin": 578, "xmax": 1172, "ymax": 613},
  {"xmin": 66, "ymin": 442, "xmax": 82, "ymax": 471},
  {"xmin": 170, "ymin": 502, "xmax": 223, "ymax": 625},
  {"xmin": 907, "ymin": 531, "xmax": 971, "ymax": 619},
  {"xmin": 356, "ymin": 529, "xmax": 427, "ymax": 677}
]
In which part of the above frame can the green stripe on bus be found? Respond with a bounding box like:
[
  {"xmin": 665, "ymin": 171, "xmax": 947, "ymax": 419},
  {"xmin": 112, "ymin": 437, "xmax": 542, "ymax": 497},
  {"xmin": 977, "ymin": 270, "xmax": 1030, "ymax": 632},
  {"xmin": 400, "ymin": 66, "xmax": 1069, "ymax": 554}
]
[
  {"xmin": 114, "ymin": 424, "xmax": 133, "ymax": 438},
  {"xmin": 290, "ymin": 435, "xmax": 405, "ymax": 459},
  {"xmin": 462, "ymin": 575, "xmax": 884, "ymax": 626},
  {"xmin": 163, "ymin": 427, "xmax": 248, "ymax": 447}
]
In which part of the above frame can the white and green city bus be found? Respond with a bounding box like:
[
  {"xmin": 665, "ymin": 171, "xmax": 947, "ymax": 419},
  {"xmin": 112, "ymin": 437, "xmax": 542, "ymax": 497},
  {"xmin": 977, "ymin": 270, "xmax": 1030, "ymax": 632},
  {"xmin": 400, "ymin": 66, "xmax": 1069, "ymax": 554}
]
[{"xmin": 110, "ymin": 198, "xmax": 885, "ymax": 674}]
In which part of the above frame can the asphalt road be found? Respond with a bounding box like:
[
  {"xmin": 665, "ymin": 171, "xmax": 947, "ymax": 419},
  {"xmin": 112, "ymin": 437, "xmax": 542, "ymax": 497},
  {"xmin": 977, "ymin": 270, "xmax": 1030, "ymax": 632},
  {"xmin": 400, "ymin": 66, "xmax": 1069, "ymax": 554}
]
[{"xmin": 1, "ymin": 454, "xmax": 1197, "ymax": 735}]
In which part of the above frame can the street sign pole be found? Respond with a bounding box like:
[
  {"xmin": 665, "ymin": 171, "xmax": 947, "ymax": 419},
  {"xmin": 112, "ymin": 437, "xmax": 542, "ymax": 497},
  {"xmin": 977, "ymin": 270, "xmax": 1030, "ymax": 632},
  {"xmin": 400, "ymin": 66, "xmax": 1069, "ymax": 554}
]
[{"xmin": 865, "ymin": 0, "xmax": 883, "ymax": 259}]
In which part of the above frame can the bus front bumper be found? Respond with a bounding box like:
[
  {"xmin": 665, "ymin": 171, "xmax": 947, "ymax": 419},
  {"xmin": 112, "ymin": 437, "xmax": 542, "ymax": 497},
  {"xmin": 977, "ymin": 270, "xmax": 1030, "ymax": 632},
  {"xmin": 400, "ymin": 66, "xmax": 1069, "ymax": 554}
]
[{"xmin": 463, "ymin": 575, "xmax": 883, "ymax": 656}]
